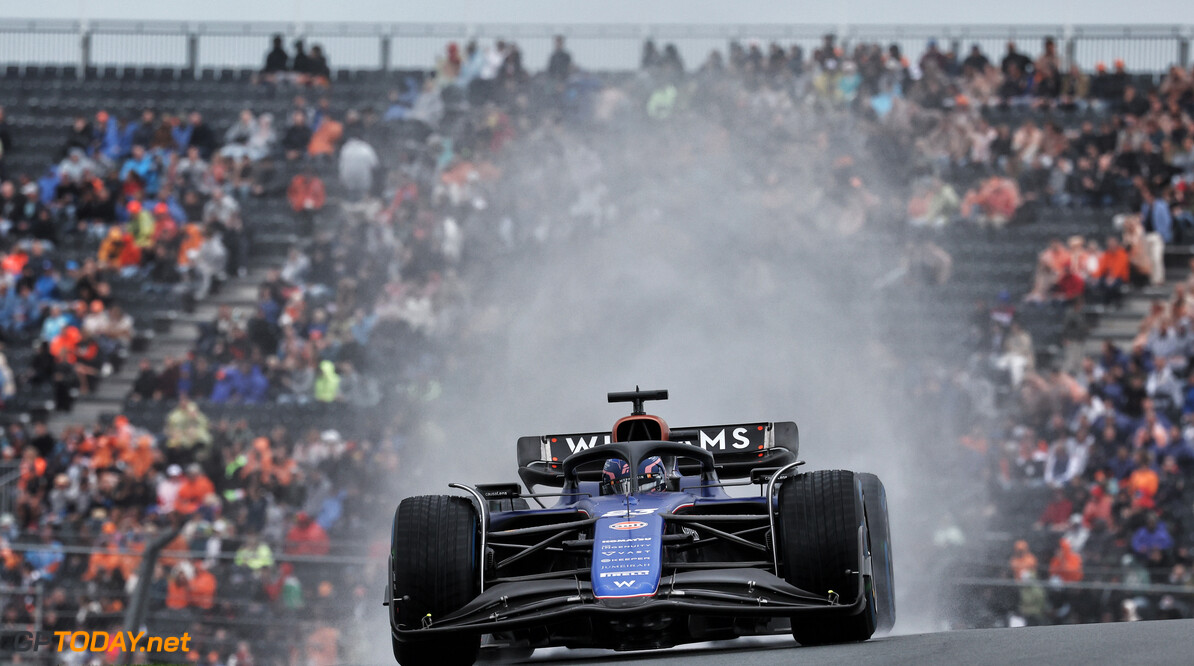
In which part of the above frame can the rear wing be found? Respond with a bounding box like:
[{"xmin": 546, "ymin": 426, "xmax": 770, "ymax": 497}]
[{"xmin": 517, "ymin": 421, "xmax": 798, "ymax": 489}]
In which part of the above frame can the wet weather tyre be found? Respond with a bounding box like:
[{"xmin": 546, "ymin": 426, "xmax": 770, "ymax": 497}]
[
  {"xmin": 859, "ymin": 472, "xmax": 895, "ymax": 633},
  {"xmin": 390, "ymin": 495, "xmax": 481, "ymax": 665},
  {"xmin": 778, "ymin": 469, "xmax": 876, "ymax": 646}
]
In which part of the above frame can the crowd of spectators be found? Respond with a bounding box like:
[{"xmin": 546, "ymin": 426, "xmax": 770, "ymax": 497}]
[
  {"xmin": 259, "ymin": 35, "xmax": 333, "ymax": 87},
  {"xmin": 2, "ymin": 402, "xmax": 388, "ymax": 662},
  {"xmin": 947, "ymin": 237, "xmax": 1194, "ymax": 626},
  {"xmin": 1, "ymin": 28, "xmax": 1194, "ymax": 662}
]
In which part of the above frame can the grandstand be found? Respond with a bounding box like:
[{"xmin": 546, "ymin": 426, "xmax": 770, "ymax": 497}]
[{"xmin": 0, "ymin": 18, "xmax": 1192, "ymax": 665}]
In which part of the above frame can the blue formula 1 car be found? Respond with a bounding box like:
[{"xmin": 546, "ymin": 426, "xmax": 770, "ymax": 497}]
[{"xmin": 386, "ymin": 389, "xmax": 895, "ymax": 665}]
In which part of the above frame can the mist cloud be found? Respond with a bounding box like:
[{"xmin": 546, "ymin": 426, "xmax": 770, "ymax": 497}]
[{"xmin": 373, "ymin": 97, "xmax": 964, "ymax": 640}]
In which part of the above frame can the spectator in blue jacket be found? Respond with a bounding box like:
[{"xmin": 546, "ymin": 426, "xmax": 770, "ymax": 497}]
[
  {"xmin": 210, "ymin": 361, "xmax": 269, "ymax": 404},
  {"xmin": 1140, "ymin": 183, "xmax": 1172, "ymax": 285},
  {"xmin": 1131, "ymin": 512, "xmax": 1174, "ymax": 557},
  {"xmin": 119, "ymin": 145, "xmax": 161, "ymax": 197},
  {"xmin": 40, "ymin": 304, "xmax": 70, "ymax": 342},
  {"xmin": 24, "ymin": 526, "xmax": 64, "ymax": 581}
]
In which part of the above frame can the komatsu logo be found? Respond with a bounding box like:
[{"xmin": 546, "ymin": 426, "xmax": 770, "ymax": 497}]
[
  {"xmin": 599, "ymin": 571, "xmax": 649, "ymax": 578},
  {"xmin": 565, "ymin": 434, "xmax": 612, "ymax": 453},
  {"xmin": 599, "ymin": 537, "xmax": 653, "ymax": 544}
]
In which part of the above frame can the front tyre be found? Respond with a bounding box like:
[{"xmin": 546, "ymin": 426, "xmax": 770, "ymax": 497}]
[
  {"xmin": 390, "ymin": 495, "xmax": 481, "ymax": 665},
  {"xmin": 859, "ymin": 472, "xmax": 895, "ymax": 633},
  {"xmin": 778, "ymin": 469, "xmax": 876, "ymax": 646}
]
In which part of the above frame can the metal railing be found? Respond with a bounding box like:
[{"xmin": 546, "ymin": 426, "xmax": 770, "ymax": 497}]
[
  {"xmin": 0, "ymin": 20, "xmax": 1187, "ymax": 74},
  {"xmin": 0, "ymin": 582, "xmax": 46, "ymax": 635},
  {"xmin": 0, "ymin": 461, "xmax": 21, "ymax": 519}
]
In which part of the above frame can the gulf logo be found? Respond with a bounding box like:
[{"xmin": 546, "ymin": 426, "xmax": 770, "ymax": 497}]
[{"xmin": 609, "ymin": 521, "xmax": 648, "ymax": 531}]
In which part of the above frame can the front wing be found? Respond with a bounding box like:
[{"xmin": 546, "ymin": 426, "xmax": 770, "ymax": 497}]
[{"xmin": 389, "ymin": 567, "xmax": 868, "ymax": 644}]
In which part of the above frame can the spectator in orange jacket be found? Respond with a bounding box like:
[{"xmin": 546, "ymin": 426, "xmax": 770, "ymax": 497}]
[
  {"xmin": 287, "ymin": 168, "xmax": 326, "ymax": 236},
  {"xmin": 121, "ymin": 435, "xmax": 157, "ymax": 480},
  {"xmin": 82, "ymin": 524, "xmax": 123, "ymax": 582},
  {"xmin": 287, "ymin": 169, "xmax": 326, "ymax": 212},
  {"xmin": 50, "ymin": 326, "xmax": 82, "ymax": 362},
  {"xmin": 189, "ymin": 560, "xmax": 217, "ymax": 610},
  {"xmin": 1127, "ymin": 451, "xmax": 1159, "ymax": 508},
  {"xmin": 1093, "ymin": 236, "xmax": 1130, "ymax": 306},
  {"xmin": 116, "ymin": 231, "xmax": 142, "ymax": 268},
  {"xmin": 175, "ymin": 463, "xmax": 215, "ymax": 515},
  {"xmin": 284, "ymin": 512, "xmax": 330, "ymax": 556},
  {"xmin": 307, "ymin": 116, "xmax": 343, "ymax": 158},
  {"xmin": 165, "ymin": 569, "xmax": 189, "ymax": 609},
  {"xmin": 1010, "ymin": 539, "xmax": 1038, "ymax": 580},
  {"xmin": 1082, "ymin": 484, "xmax": 1114, "ymax": 529},
  {"xmin": 97, "ymin": 227, "xmax": 125, "ymax": 267},
  {"xmin": 1049, "ymin": 537, "xmax": 1084, "ymax": 582},
  {"xmin": 177, "ymin": 222, "xmax": 204, "ymax": 268}
]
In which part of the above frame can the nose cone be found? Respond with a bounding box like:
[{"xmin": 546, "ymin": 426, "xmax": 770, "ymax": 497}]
[{"xmin": 592, "ymin": 512, "xmax": 663, "ymax": 600}]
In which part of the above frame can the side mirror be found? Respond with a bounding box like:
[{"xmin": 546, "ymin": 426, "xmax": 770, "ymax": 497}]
[
  {"xmin": 750, "ymin": 463, "xmax": 804, "ymax": 485},
  {"xmin": 475, "ymin": 482, "xmax": 521, "ymax": 499}
]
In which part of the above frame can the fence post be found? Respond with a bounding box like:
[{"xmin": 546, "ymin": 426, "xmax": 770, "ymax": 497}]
[
  {"xmin": 380, "ymin": 33, "xmax": 390, "ymax": 72},
  {"xmin": 187, "ymin": 30, "xmax": 199, "ymax": 73},
  {"xmin": 80, "ymin": 27, "xmax": 91, "ymax": 72},
  {"xmin": 1064, "ymin": 24, "xmax": 1076, "ymax": 71},
  {"xmin": 1181, "ymin": 36, "xmax": 1190, "ymax": 69},
  {"xmin": 120, "ymin": 517, "xmax": 188, "ymax": 666}
]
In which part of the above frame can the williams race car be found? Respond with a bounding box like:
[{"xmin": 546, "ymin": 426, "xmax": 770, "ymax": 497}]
[{"xmin": 386, "ymin": 389, "xmax": 895, "ymax": 664}]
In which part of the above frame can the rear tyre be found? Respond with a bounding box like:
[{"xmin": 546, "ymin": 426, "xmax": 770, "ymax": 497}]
[
  {"xmin": 390, "ymin": 495, "xmax": 481, "ymax": 665},
  {"xmin": 859, "ymin": 472, "xmax": 896, "ymax": 633},
  {"xmin": 778, "ymin": 469, "xmax": 876, "ymax": 646}
]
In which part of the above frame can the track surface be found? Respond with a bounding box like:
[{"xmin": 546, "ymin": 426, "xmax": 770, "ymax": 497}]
[{"xmin": 506, "ymin": 620, "xmax": 1194, "ymax": 665}]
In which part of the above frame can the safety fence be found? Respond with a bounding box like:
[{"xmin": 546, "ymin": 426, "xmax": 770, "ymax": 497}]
[{"xmin": 0, "ymin": 21, "xmax": 1187, "ymax": 74}]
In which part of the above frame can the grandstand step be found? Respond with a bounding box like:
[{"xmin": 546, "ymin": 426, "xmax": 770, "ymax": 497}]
[
  {"xmin": 210, "ymin": 283, "xmax": 260, "ymax": 303},
  {"xmin": 1087, "ymin": 320, "xmax": 1141, "ymax": 340},
  {"xmin": 1093, "ymin": 308, "xmax": 1149, "ymax": 322},
  {"xmin": 45, "ymin": 397, "xmax": 125, "ymax": 432},
  {"xmin": 1134, "ymin": 285, "xmax": 1174, "ymax": 299},
  {"xmin": 1165, "ymin": 246, "xmax": 1194, "ymax": 269},
  {"xmin": 140, "ymin": 340, "xmax": 196, "ymax": 362}
]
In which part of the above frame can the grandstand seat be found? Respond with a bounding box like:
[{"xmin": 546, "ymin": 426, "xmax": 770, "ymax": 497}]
[
  {"xmin": 120, "ymin": 66, "xmax": 137, "ymax": 80},
  {"xmin": 4, "ymin": 65, "xmax": 18, "ymax": 79},
  {"xmin": 83, "ymin": 65, "xmax": 98, "ymax": 80},
  {"xmin": 101, "ymin": 66, "xmax": 118, "ymax": 79},
  {"xmin": 200, "ymin": 68, "xmax": 216, "ymax": 81},
  {"xmin": 142, "ymin": 66, "xmax": 158, "ymax": 80}
]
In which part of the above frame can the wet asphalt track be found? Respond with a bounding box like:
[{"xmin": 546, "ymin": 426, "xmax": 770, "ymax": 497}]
[{"xmin": 497, "ymin": 619, "xmax": 1194, "ymax": 665}]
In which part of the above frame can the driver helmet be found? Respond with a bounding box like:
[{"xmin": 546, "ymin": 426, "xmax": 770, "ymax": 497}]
[{"xmin": 601, "ymin": 456, "xmax": 666, "ymax": 495}]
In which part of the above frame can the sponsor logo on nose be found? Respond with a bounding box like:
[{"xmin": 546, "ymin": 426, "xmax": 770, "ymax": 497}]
[{"xmin": 609, "ymin": 521, "xmax": 647, "ymax": 531}]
